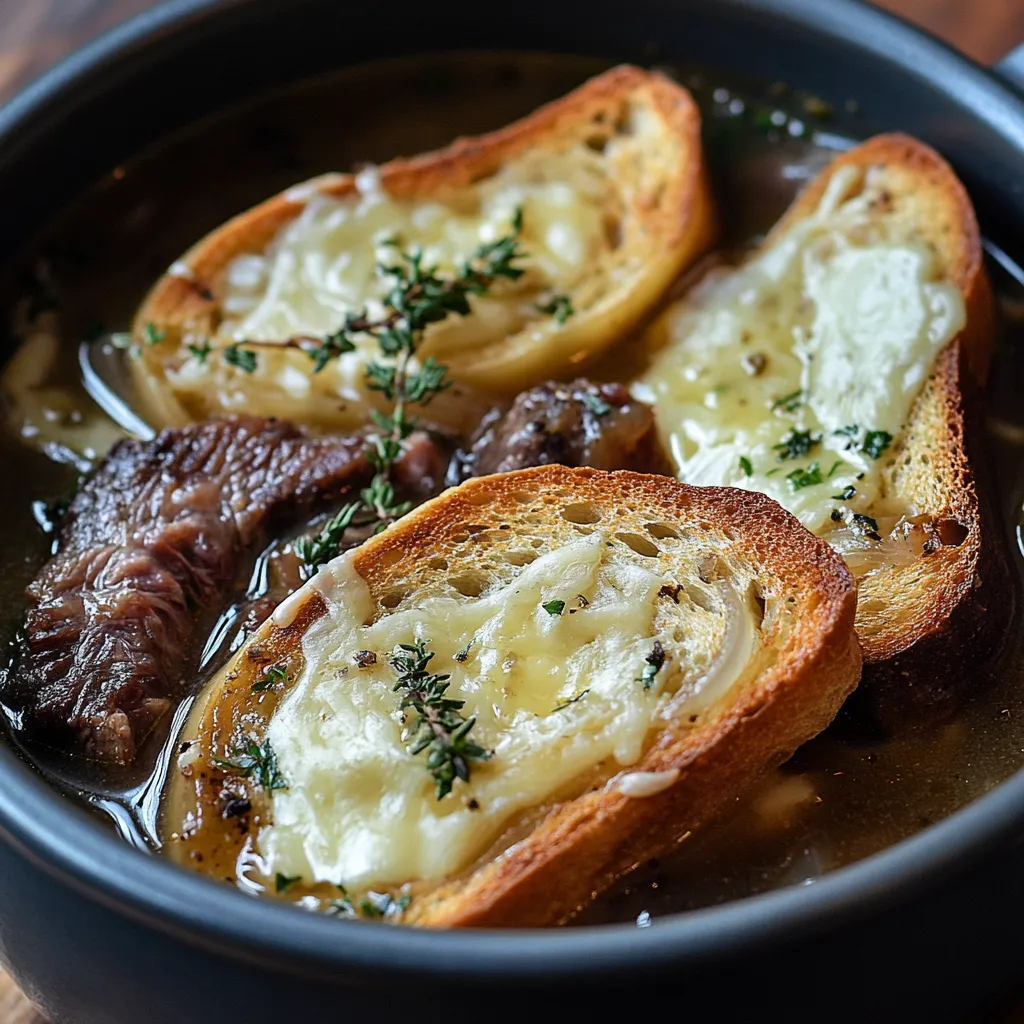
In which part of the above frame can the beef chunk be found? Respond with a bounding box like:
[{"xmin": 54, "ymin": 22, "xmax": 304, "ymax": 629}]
[
  {"xmin": 455, "ymin": 380, "xmax": 672, "ymax": 480},
  {"xmin": 8, "ymin": 417, "xmax": 371, "ymax": 764}
]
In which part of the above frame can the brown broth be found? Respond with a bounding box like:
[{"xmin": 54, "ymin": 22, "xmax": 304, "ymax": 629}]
[{"xmin": 0, "ymin": 52, "xmax": 1022, "ymax": 925}]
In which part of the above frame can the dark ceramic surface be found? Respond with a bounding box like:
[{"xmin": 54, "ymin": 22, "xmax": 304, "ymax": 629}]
[{"xmin": 2, "ymin": 2, "xmax": 1024, "ymax": 1021}]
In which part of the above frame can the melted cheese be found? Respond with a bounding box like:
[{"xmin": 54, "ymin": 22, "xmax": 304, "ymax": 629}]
[
  {"xmin": 638, "ymin": 166, "xmax": 965, "ymax": 537},
  {"xmin": 160, "ymin": 160, "xmax": 605, "ymax": 431},
  {"xmin": 259, "ymin": 535, "xmax": 757, "ymax": 890}
]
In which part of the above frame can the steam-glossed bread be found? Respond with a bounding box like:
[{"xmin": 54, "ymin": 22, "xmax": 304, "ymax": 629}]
[
  {"xmin": 164, "ymin": 465, "xmax": 860, "ymax": 927},
  {"xmin": 640, "ymin": 134, "xmax": 1011, "ymax": 729},
  {"xmin": 130, "ymin": 65, "xmax": 714, "ymax": 434}
]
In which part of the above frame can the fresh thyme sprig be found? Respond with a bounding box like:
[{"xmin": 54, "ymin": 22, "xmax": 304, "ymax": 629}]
[
  {"xmin": 296, "ymin": 502, "xmax": 361, "ymax": 574},
  {"xmin": 294, "ymin": 215, "xmax": 528, "ymax": 570},
  {"xmin": 388, "ymin": 639, "xmax": 492, "ymax": 799}
]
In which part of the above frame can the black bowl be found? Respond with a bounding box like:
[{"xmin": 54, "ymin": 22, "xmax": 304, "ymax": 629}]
[{"xmin": 2, "ymin": 3, "xmax": 1024, "ymax": 1022}]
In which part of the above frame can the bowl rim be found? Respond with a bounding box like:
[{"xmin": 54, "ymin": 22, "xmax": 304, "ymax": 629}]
[{"xmin": 1, "ymin": 0, "xmax": 1024, "ymax": 983}]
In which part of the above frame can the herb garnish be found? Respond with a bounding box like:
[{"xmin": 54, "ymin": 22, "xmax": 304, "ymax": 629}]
[
  {"xmin": 832, "ymin": 485, "xmax": 857, "ymax": 501},
  {"xmin": 862, "ymin": 430, "xmax": 893, "ymax": 460},
  {"xmin": 359, "ymin": 891, "xmax": 411, "ymax": 918},
  {"xmin": 212, "ymin": 739, "xmax": 288, "ymax": 791},
  {"xmin": 143, "ymin": 321, "xmax": 166, "ymax": 346},
  {"xmin": 739, "ymin": 455, "xmax": 753, "ymax": 477},
  {"xmin": 188, "ymin": 339, "xmax": 212, "ymax": 364},
  {"xmin": 637, "ymin": 641, "xmax": 666, "ymax": 692},
  {"xmin": 224, "ymin": 343, "xmax": 258, "ymax": 374},
  {"xmin": 296, "ymin": 502, "xmax": 360, "ymax": 575},
  {"xmin": 786, "ymin": 461, "xmax": 823, "ymax": 491},
  {"xmin": 295, "ymin": 218, "xmax": 528, "ymax": 571},
  {"xmin": 552, "ymin": 688, "xmax": 590, "ymax": 712},
  {"xmin": 454, "ymin": 640, "xmax": 474, "ymax": 663},
  {"xmin": 542, "ymin": 599, "xmax": 566, "ymax": 616},
  {"xmin": 536, "ymin": 293, "xmax": 574, "ymax": 325},
  {"xmin": 252, "ymin": 664, "xmax": 288, "ymax": 692},
  {"xmin": 834, "ymin": 424, "xmax": 860, "ymax": 447},
  {"xmin": 581, "ymin": 392, "xmax": 612, "ymax": 417},
  {"xmin": 275, "ymin": 872, "xmax": 301, "ymax": 893},
  {"xmin": 771, "ymin": 390, "xmax": 804, "ymax": 414},
  {"xmin": 389, "ymin": 639, "xmax": 492, "ymax": 799},
  {"xmin": 773, "ymin": 429, "xmax": 821, "ymax": 461},
  {"xmin": 834, "ymin": 425, "xmax": 893, "ymax": 460}
]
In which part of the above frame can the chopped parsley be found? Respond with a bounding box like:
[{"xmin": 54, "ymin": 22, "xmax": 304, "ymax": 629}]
[
  {"xmin": 773, "ymin": 429, "xmax": 821, "ymax": 461},
  {"xmin": 637, "ymin": 640, "xmax": 666, "ymax": 692},
  {"xmin": 739, "ymin": 455, "xmax": 753, "ymax": 477},
  {"xmin": 542, "ymin": 599, "xmax": 566, "ymax": 616},
  {"xmin": 786, "ymin": 461, "xmax": 823, "ymax": 491},
  {"xmin": 223, "ymin": 343, "xmax": 258, "ymax": 373},
  {"xmin": 252, "ymin": 664, "xmax": 287, "ymax": 692},
  {"xmin": 454, "ymin": 640, "xmax": 474, "ymax": 663},
  {"xmin": 832, "ymin": 485, "xmax": 857, "ymax": 501},
  {"xmin": 771, "ymin": 389, "xmax": 804, "ymax": 414},
  {"xmin": 536, "ymin": 293, "xmax": 574, "ymax": 325},
  {"xmin": 552, "ymin": 688, "xmax": 590, "ymax": 712},
  {"xmin": 212, "ymin": 739, "xmax": 287, "ymax": 791},
  {"xmin": 827, "ymin": 460, "xmax": 842, "ymax": 477},
  {"xmin": 581, "ymin": 392, "xmax": 612, "ymax": 417},
  {"xmin": 275, "ymin": 873, "xmax": 302, "ymax": 893}
]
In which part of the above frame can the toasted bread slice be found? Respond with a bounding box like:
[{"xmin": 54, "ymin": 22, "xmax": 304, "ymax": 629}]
[
  {"xmin": 164, "ymin": 466, "xmax": 859, "ymax": 927},
  {"xmin": 131, "ymin": 65, "xmax": 714, "ymax": 433},
  {"xmin": 641, "ymin": 134, "xmax": 1012, "ymax": 731}
]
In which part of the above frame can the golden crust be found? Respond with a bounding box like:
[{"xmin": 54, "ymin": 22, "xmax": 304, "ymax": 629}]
[
  {"xmin": 776, "ymin": 134, "xmax": 1010, "ymax": 729},
  {"xmin": 133, "ymin": 64, "xmax": 715, "ymax": 411},
  {"xmin": 350, "ymin": 466, "xmax": 860, "ymax": 927}
]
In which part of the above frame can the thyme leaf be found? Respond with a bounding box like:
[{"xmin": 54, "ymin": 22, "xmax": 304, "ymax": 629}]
[
  {"xmin": 862, "ymin": 430, "xmax": 893, "ymax": 460},
  {"xmin": 223, "ymin": 343, "xmax": 257, "ymax": 373},
  {"xmin": 212, "ymin": 739, "xmax": 287, "ymax": 791},
  {"xmin": 771, "ymin": 389, "xmax": 804, "ymax": 413},
  {"xmin": 536, "ymin": 293, "xmax": 574, "ymax": 325},
  {"xmin": 187, "ymin": 339, "xmax": 212, "ymax": 364},
  {"xmin": 542, "ymin": 599, "xmax": 566, "ymax": 616},
  {"xmin": 252, "ymin": 664, "xmax": 288, "ymax": 692},
  {"xmin": 773, "ymin": 429, "xmax": 821, "ymax": 461},
  {"xmin": 786, "ymin": 461, "xmax": 823, "ymax": 491}
]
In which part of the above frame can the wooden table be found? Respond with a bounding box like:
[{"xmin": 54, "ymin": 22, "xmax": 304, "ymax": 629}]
[{"xmin": 0, "ymin": 1, "xmax": 1022, "ymax": 1021}]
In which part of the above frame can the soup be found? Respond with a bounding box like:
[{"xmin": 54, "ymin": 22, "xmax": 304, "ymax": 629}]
[{"xmin": 0, "ymin": 52, "xmax": 1021, "ymax": 927}]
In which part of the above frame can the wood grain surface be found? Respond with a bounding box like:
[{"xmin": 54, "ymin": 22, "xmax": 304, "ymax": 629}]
[{"xmin": 0, "ymin": 1, "xmax": 1021, "ymax": 1021}]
